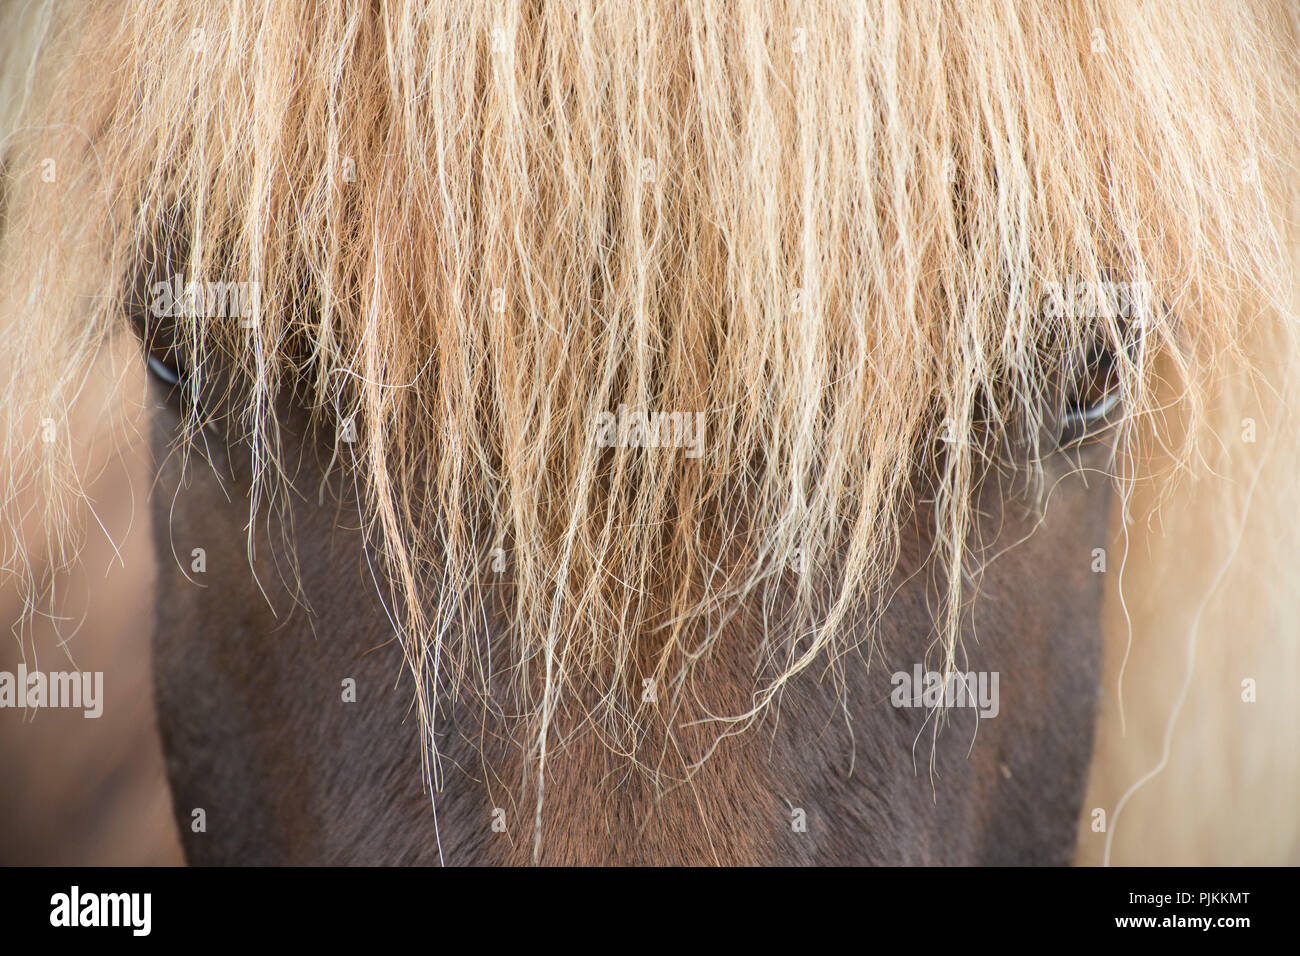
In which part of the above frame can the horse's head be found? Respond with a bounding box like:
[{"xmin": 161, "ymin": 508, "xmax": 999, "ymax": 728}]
[{"xmin": 4, "ymin": 0, "xmax": 1299, "ymax": 864}]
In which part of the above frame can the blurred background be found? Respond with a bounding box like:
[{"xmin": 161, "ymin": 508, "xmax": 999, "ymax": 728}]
[{"xmin": 1, "ymin": 348, "xmax": 181, "ymax": 865}]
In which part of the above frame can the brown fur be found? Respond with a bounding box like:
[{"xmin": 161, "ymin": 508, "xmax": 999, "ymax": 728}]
[{"xmin": 149, "ymin": 363, "xmax": 1111, "ymax": 864}]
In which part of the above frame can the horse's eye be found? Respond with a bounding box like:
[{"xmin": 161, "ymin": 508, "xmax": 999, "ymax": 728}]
[
  {"xmin": 133, "ymin": 312, "xmax": 185, "ymax": 394},
  {"xmin": 1059, "ymin": 340, "xmax": 1121, "ymax": 444},
  {"xmin": 146, "ymin": 353, "xmax": 182, "ymax": 389}
]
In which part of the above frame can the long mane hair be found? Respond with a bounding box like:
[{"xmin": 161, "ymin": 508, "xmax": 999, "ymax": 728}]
[{"xmin": 4, "ymin": 0, "xmax": 1299, "ymax": 862}]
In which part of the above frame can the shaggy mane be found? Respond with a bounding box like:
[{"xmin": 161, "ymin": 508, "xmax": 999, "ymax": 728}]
[{"xmin": 4, "ymin": 1, "xmax": 1300, "ymax": 861}]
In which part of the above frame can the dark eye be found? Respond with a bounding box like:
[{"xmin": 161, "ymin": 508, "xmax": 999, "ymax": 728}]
[
  {"xmin": 132, "ymin": 312, "xmax": 185, "ymax": 392},
  {"xmin": 1059, "ymin": 339, "xmax": 1122, "ymax": 445},
  {"xmin": 146, "ymin": 353, "xmax": 182, "ymax": 389}
]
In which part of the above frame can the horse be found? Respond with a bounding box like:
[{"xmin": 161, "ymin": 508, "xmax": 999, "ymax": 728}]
[{"xmin": 2, "ymin": 0, "xmax": 1299, "ymax": 865}]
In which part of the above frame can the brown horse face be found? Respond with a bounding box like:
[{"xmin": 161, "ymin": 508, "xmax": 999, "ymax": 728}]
[{"xmin": 147, "ymin": 353, "xmax": 1117, "ymax": 865}]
